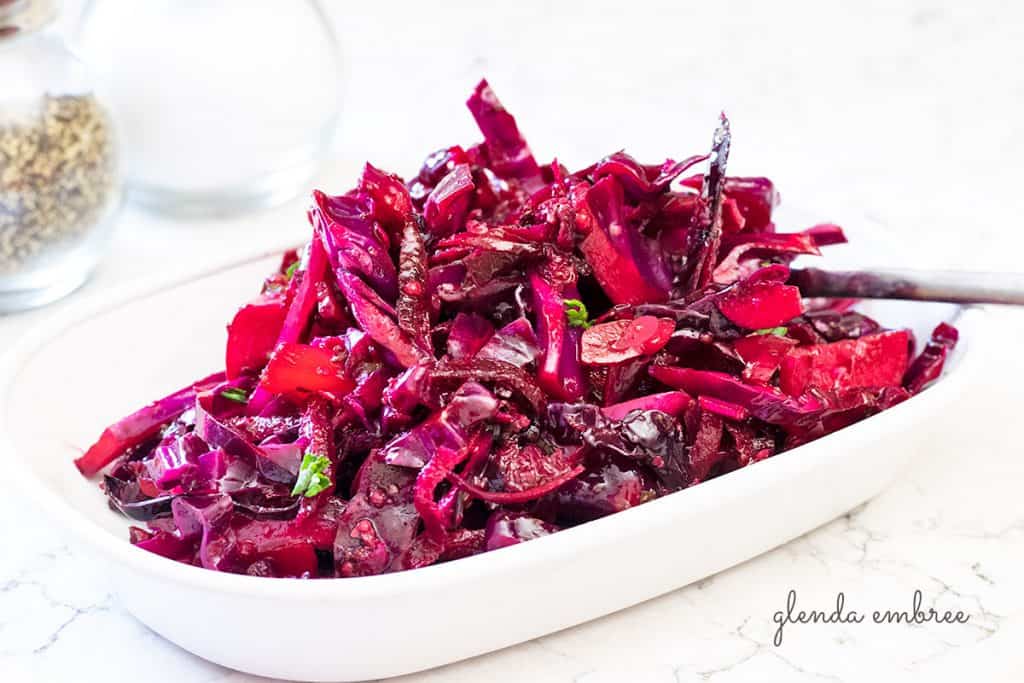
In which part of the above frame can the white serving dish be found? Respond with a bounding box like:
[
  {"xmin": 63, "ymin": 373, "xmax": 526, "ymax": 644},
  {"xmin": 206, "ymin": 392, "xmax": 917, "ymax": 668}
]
[{"xmin": 0, "ymin": 244, "xmax": 984, "ymax": 681}]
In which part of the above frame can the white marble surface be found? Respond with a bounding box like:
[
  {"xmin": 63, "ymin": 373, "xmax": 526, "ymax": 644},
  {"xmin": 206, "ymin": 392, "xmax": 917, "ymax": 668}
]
[{"xmin": 3, "ymin": 1, "xmax": 1024, "ymax": 681}]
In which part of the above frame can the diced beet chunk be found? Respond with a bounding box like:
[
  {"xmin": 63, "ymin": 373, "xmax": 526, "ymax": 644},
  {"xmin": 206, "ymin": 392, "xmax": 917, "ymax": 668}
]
[
  {"xmin": 581, "ymin": 316, "xmax": 675, "ymax": 365},
  {"xmin": 716, "ymin": 280, "xmax": 804, "ymax": 330},
  {"xmin": 779, "ymin": 330, "xmax": 912, "ymax": 396}
]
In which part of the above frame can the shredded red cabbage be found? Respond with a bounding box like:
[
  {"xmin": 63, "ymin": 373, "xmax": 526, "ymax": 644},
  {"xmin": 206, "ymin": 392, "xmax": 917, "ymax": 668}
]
[{"xmin": 77, "ymin": 80, "xmax": 959, "ymax": 578}]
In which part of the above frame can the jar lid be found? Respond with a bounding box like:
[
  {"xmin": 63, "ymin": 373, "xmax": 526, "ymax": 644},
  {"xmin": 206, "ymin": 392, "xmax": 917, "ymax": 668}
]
[{"xmin": 0, "ymin": 0, "xmax": 57, "ymax": 41}]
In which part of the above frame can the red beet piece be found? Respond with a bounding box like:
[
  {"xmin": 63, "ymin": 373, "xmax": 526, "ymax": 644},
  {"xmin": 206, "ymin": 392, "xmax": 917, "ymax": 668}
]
[
  {"xmin": 779, "ymin": 330, "xmax": 912, "ymax": 396},
  {"xmin": 259, "ymin": 343, "xmax": 355, "ymax": 400},
  {"xmin": 581, "ymin": 316, "xmax": 675, "ymax": 365},
  {"xmin": 717, "ymin": 279, "xmax": 804, "ymax": 330}
]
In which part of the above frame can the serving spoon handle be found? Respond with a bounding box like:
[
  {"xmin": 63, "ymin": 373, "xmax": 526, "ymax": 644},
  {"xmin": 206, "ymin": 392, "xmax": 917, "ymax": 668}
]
[{"xmin": 789, "ymin": 268, "xmax": 1024, "ymax": 305}]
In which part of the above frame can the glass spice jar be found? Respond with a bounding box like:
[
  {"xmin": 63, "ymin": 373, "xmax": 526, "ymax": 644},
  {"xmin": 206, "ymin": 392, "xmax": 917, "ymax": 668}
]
[
  {"xmin": 0, "ymin": 0, "xmax": 120, "ymax": 312},
  {"xmin": 73, "ymin": 0, "xmax": 342, "ymax": 217}
]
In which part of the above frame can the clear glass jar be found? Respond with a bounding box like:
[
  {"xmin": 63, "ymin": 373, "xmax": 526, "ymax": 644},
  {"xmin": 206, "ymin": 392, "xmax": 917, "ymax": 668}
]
[
  {"xmin": 0, "ymin": 0, "xmax": 121, "ymax": 312},
  {"xmin": 72, "ymin": 0, "xmax": 343, "ymax": 217}
]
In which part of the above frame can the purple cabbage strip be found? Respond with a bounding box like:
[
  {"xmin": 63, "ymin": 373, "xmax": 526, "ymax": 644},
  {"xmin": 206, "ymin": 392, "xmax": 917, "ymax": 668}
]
[
  {"xmin": 447, "ymin": 312, "xmax": 495, "ymax": 359},
  {"xmin": 382, "ymin": 381, "xmax": 498, "ymax": 469},
  {"xmin": 529, "ymin": 267, "xmax": 587, "ymax": 402},
  {"xmin": 476, "ymin": 317, "xmax": 540, "ymax": 368},
  {"xmin": 904, "ymin": 322, "xmax": 959, "ymax": 394},
  {"xmin": 312, "ymin": 203, "xmax": 426, "ymax": 368},
  {"xmin": 75, "ymin": 371, "xmax": 225, "ymax": 477},
  {"xmin": 592, "ymin": 151, "xmax": 709, "ymax": 200},
  {"xmin": 312, "ymin": 190, "xmax": 399, "ymax": 301},
  {"xmin": 466, "ymin": 79, "xmax": 544, "ymax": 192},
  {"xmin": 424, "ymin": 164, "xmax": 475, "ymax": 237},
  {"xmin": 651, "ymin": 366, "xmax": 825, "ymax": 429}
]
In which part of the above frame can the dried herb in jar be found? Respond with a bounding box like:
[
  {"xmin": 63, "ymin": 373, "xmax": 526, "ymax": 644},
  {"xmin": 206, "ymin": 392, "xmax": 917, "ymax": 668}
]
[{"xmin": 0, "ymin": 94, "xmax": 117, "ymax": 274}]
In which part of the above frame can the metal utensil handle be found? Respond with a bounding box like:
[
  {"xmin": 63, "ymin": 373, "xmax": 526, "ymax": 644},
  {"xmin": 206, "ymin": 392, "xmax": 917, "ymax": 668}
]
[{"xmin": 790, "ymin": 268, "xmax": 1024, "ymax": 305}]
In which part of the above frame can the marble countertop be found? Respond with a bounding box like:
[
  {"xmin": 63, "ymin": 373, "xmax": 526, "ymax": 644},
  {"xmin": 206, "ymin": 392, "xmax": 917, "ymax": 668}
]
[{"xmin": 2, "ymin": 1, "xmax": 1023, "ymax": 680}]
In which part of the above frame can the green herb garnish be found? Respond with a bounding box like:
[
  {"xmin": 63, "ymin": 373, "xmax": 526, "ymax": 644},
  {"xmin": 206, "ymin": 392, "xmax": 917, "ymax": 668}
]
[
  {"xmin": 292, "ymin": 453, "xmax": 332, "ymax": 497},
  {"xmin": 564, "ymin": 298, "xmax": 591, "ymax": 328},
  {"xmin": 284, "ymin": 260, "xmax": 300, "ymax": 280},
  {"xmin": 753, "ymin": 326, "xmax": 788, "ymax": 336},
  {"xmin": 220, "ymin": 387, "xmax": 250, "ymax": 404}
]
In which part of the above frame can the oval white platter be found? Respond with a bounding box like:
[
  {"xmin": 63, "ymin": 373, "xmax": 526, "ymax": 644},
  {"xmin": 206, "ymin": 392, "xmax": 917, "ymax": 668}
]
[{"xmin": 0, "ymin": 243, "xmax": 983, "ymax": 681}]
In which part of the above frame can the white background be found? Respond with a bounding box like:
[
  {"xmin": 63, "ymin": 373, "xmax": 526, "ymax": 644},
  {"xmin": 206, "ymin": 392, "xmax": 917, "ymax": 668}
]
[{"xmin": 2, "ymin": 1, "xmax": 1023, "ymax": 681}]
